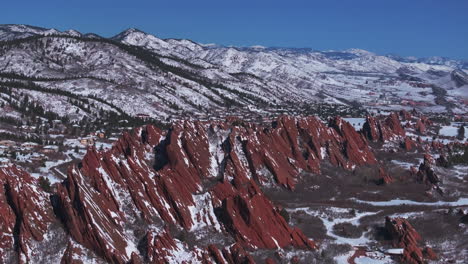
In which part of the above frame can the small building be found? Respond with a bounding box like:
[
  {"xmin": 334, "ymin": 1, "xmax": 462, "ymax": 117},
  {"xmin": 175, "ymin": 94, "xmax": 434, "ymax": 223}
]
[
  {"xmin": 137, "ymin": 113, "xmax": 151, "ymax": 120},
  {"xmin": 0, "ymin": 145, "xmax": 9, "ymax": 153},
  {"xmin": 21, "ymin": 125, "xmax": 37, "ymax": 132},
  {"xmin": 385, "ymin": 248, "xmax": 404, "ymax": 255},
  {"xmin": 41, "ymin": 145, "xmax": 59, "ymax": 154},
  {"xmin": 0, "ymin": 157, "xmax": 10, "ymax": 167},
  {"xmin": 22, "ymin": 142, "xmax": 40, "ymax": 149},
  {"xmin": 48, "ymin": 128, "xmax": 64, "ymax": 135},
  {"xmin": 97, "ymin": 131, "xmax": 106, "ymax": 139},
  {"xmin": 80, "ymin": 138, "xmax": 94, "ymax": 146},
  {"xmin": 2, "ymin": 105, "xmax": 14, "ymax": 112},
  {"xmin": 0, "ymin": 140, "xmax": 16, "ymax": 147},
  {"xmin": 30, "ymin": 153, "xmax": 45, "ymax": 161}
]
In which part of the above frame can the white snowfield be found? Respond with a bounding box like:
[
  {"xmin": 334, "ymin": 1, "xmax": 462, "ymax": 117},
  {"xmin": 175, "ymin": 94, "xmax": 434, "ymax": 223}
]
[
  {"xmin": 351, "ymin": 197, "xmax": 468, "ymax": 207},
  {"xmin": 0, "ymin": 24, "xmax": 467, "ymax": 122}
]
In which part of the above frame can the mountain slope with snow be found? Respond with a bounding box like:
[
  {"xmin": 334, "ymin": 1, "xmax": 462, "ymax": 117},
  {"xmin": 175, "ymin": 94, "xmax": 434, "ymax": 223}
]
[{"xmin": 0, "ymin": 24, "xmax": 466, "ymax": 125}]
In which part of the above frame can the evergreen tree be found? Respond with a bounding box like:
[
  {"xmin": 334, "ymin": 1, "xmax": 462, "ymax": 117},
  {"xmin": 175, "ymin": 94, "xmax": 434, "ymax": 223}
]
[{"xmin": 458, "ymin": 124, "xmax": 466, "ymax": 140}]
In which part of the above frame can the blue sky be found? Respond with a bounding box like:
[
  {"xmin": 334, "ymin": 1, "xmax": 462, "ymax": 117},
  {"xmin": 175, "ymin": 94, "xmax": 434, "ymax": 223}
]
[{"xmin": 3, "ymin": 0, "xmax": 468, "ymax": 59}]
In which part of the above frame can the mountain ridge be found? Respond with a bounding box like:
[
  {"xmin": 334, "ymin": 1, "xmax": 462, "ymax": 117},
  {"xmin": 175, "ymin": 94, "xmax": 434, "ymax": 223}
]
[
  {"xmin": 0, "ymin": 24, "xmax": 466, "ymax": 126},
  {"xmin": 1, "ymin": 24, "xmax": 466, "ymax": 66}
]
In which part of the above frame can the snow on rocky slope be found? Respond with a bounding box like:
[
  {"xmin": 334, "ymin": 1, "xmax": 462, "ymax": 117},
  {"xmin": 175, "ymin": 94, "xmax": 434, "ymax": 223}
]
[
  {"xmin": 3, "ymin": 110, "xmax": 465, "ymax": 263},
  {"xmin": 0, "ymin": 24, "xmax": 466, "ymax": 124}
]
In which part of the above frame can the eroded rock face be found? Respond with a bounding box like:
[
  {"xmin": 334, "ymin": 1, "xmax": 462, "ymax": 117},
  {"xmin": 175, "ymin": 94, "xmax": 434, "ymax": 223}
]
[
  {"xmin": 384, "ymin": 217, "xmax": 437, "ymax": 264},
  {"xmin": 363, "ymin": 113, "xmax": 405, "ymax": 142},
  {"xmin": 61, "ymin": 239, "xmax": 103, "ymax": 264},
  {"xmin": 0, "ymin": 115, "xmax": 391, "ymax": 263},
  {"xmin": 415, "ymin": 119, "xmax": 426, "ymax": 134},
  {"xmin": 399, "ymin": 110, "xmax": 412, "ymax": 121},
  {"xmin": 0, "ymin": 166, "xmax": 55, "ymax": 263},
  {"xmin": 402, "ymin": 137, "xmax": 417, "ymax": 151},
  {"xmin": 207, "ymin": 243, "xmax": 256, "ymax": 264},
  {"xmin": 377, "ymin": 167, "xmax": 393, "ymax": 185},
  {"xmin": 328, "ymin": 117, "xmax": 377, "ymax": 168},
  {"xmin": 52, "ymin": 116, "xmax": 380, "ymax": 262},
  {"xmin": 417, "ymin": 154, "xmax": 440, "ymax": 186}
]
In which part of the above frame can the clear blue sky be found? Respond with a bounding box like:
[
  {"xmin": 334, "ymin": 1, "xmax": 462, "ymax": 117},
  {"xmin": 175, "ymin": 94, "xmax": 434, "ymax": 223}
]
[{"xmin": 3, "ymin": 0, "xmax": 468, "ymax": 59}]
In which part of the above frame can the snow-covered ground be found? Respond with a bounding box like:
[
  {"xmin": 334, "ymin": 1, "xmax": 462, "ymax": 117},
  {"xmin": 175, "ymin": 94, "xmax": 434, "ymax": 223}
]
[
  {"xmin": 439, "ymin": 123, "xmax": 468, "ymax": 138},
  {"xmin": 352, "ymin": 197, "xmax": 468, "ymax": 207},
  {"xmin": 343, "ymin": 118, "xmax": 366, "ymax": 131}
]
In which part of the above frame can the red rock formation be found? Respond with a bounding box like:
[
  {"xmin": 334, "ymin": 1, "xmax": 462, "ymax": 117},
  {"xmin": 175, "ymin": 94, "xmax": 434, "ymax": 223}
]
[
  {"xmin": 385, "ymin": 217, "xmax": 436, "ymax": 264},
  {"xmin": 362, "ymin": 115, "xmax": 380, "ymax": 141},
  {"xmin": 363, "ymin": 113, "xmax": 405, "ymax": 142},
  {"xmin": 0, "ymin": 166, "xmax": 55, "ymax": 263},
  {"xmin": 377, "ymin": 167, "xmax": 393, "ymax": 184},
  {"xmin": 57, "ymin": 117, "xmax": 360, "ymax": 262},
  {"xmin": 144, "ymin": 228, "xmax": 207, "ymax": 263},
  {"xmin": 409, "ymin": 166, "xmax": 418, "ymax": 178},
  {"xmin": 383, "ymin": 113, "xmax": 406, "ymax": 139},
  {"xmin": 416, "ymin": 154, "xmax": 440, "ymax": 185},
  {"xmin": 206, "ymin": 243, "xmax": 256, "ymax": 264},
  {"xmin": 213, "ymin": 180, "xmax": 316, "ymax": 250},
  {"xmin": 402, "ymin": 137, "xmax": 417, "ymax": 151},
  {"xmin": 423, "ymin": 247, "xmax": 438, "ymax": 260},
  {"xmin": 431, "ymin": 140, "xmax": 444, "ymax": 151},
  {"xmin": 290, "ymin": 256, "xmax": 300, "ymax": 264},
  {"xmin": 416, "ymin": 136, "xmax": 423, "ymax": 144},
  {"xmin": 61, "ymin": 242, "xmax": 83, "ymax": 264},
  {"xmin": 61, "ymin": 240, "xmax": 101, "ymax": 264},
  {"xmin": 399, "ymin": 109, "xmax": 412, "ymax": 120},
  {"xmin": 220, "ymin": 244, "xmax": 256, "ymax": 264},
  {"xmin": 0, "ymin": 115, "xmax": 382, "ymax": 263},
  {"xmin": 415, "ymin": 119, "xmax": 426, "ymax": 134},
  {"xmin": 420, "ymin": 116, "xmax": 432, "ymax": 127},
  {"xmin": 328, "ymin": 117, "xmax": 377, "ymax": 168}
]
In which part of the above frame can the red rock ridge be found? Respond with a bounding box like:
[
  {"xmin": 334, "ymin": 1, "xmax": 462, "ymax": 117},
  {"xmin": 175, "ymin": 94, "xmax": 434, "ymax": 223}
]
[
  {"xmin": 363, "ymin": 113, "xmax": 406, "ymax": 142},
  {"xmin": 385, "ymin": 217, "xmax": 437, "ymax": 264},
  {"xmin": 0, "ymin": 166, "xmax": 55, "ymax": 263},
  {"xmin": 53, "ymin": 115, "xmax": 378, "ymax": 262},
  {"xmin": 416, "ymin": 154, "xmax": 440, "ymax": 185},
  {"xmin": 0, "ymin": 114, "xmax": 384, "ymax": 263}
]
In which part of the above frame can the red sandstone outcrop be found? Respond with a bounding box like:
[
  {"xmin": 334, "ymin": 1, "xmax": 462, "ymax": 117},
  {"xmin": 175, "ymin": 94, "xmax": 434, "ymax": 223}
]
[
  {"xmin": 423, "ymin": 247, "xmax": 438, "ymax": 261},
  {"xmin": 57, "ymin": 117, "xmax": 364, "ymax": 262},
  {"xmin": 399, "ymin": 110, "xmax": 412, "ymax": 121},
  {"xmin": 0, "ymin": 115, "xmax": 391, "ymax": 263},
  {"xmin": 0, "ymin": 166, "xmax": 55, "ymax": 264},
  {"xmin": 363, "ymin": 113, "xmax": 405, "ymax": 142},
  {"xmin": 420, "ymin": 116, "xmax": 432, "ymax": 127},
  {"xmin": 385, "ymin": 217, "xmax": 437, "ymax": 264},
  {"xmin": 327, "ymin": 117, "xmax": 377, "ymax": 168},
  {"xmin": 207, "ymin": 243, "xmax": 256, "ymax": 264},
  {"xmin": 415, "ymin": 119, "xmax": 426, "ymax": 134},
  {"xmin": 402, "ymin": 137, "xmax": 417, "ymax": 151},
  {"xmin": 416, "ymin": 154, "xmax": 440, "ymax": 186},
  {"xmin": 377, "ymin": 167, "xmax": 393, "ymax": 184},
  {"xmin": 431, "ymin": 140, "xmax": 445, "ymax": 151}
]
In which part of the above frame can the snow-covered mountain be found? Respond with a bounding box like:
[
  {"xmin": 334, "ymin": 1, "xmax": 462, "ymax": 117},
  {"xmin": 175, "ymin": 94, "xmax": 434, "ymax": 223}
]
[
  {"xmin": 0, "ymin": 24, "xmax": 467, "ymax": 125},
  {"xmin": 0, "ymin": 24, "xmax": 83, "ymax": 40}
]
